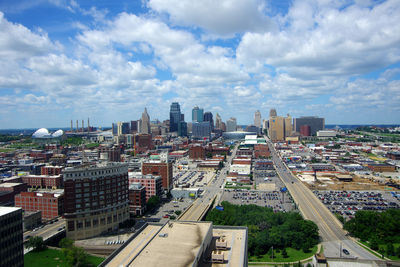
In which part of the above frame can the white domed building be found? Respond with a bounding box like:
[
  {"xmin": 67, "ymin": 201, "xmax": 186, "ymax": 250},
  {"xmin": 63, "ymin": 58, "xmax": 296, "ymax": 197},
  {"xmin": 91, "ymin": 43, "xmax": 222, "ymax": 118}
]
[{"xmin": 32, "ymin": 128, "xmax": 65, "ymax": 143}]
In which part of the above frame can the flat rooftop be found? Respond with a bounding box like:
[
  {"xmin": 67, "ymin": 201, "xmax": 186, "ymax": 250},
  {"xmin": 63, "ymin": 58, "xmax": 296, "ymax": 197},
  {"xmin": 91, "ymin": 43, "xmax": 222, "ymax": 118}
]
[
  {"xmin": 105, "ymin": 221, "xmax": 212, "ymax": 267},
  {"xmin": 207, "ymin": 227, "xmax": 247, "ymax": 267},
  {"xmin": 0, "ymin": 206, "xmax": 22, "ymax": 217}
]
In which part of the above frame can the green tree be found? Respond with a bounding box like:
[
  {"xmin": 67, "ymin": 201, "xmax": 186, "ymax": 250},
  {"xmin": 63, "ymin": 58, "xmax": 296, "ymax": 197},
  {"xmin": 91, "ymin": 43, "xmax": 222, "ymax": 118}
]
[
  {"xmin": 387, "ymin": 243, "xmax": 395, "ymax": 256},
  {"xmin": 65, "ymin": 246, "xmax": 89, "ymax": 266},
  {"xmin": 396, "ymin": 246, "xmax": 400, "ymax": 257},
  {"xmin": 146, "ymin": 195, "xmax": 160, "ymax": 211},
  {"xmin": 60, "ymin": 238, "xmax": 89, "ymax": 267},
  {"xmin": 218, "ymin": 161, "xmax": 224, "ymax": 169},
  {"xmin": 281, "ymin": 247, "xmax": 288, "ymax": 258},
  {"xmin": 206, "ymin": 152, "xmax": 213, "ymax": 158},
  {"xmin": 169, "ymin": 215, "xmax": 176, "ymax": 220},
  {"xmin": 174, "ymin": 210, "xmax": 182, "ymax": 216},
  {"xmin": 369, "ymin": 236, "xmax": 379, "ymax": 251},
  {"xmin": 25, "ymin": 236, "xmax": 45, "ymax": 251},
  {"xmin": 59, "ymin": 238, "xmax": 74, "ymax": 249}
]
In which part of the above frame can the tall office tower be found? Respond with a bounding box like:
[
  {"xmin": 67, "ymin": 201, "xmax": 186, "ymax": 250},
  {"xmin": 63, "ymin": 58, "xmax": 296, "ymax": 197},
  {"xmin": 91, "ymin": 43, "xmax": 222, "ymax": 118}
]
[
  {"xmin": 203, "ymin": 112, "xmax": 214, "ymax": 131},
  {"xmin": 284, "ymin": 114, "xmax": 292, "ymax": 138},
  {"xmin": 254, "ymin": 110, "xmax": 262, "ymax": 128},
  {"xmin": 121, "ymin": 122, "xmax": 130, "ymax": 135},
  {"xmin": 0, "ymin": 207, "xmax": 23, "ymax": 267},
  {"xmin": 169, "ymin": 102, "xmax": 182, "ymax": 132},
  {"xmin": 63, "ymin": 163, "xmax": 129, "ymax": 240},
  {"xmin": 112, "ymin": 123, "xmax": 118, "ymax": 136},
  {"xmin": 262, "ymin": 119, "xmax": 268, "ymax": 132},
  {"xmin": 178, "ymin": 121, "xmax": 187, "ymax": 137},
  {"xmin": 192, "ymin": 106, "xmax": 204, "ymax": 122},
  {"xmin": 192, "ymin": 122, "xmax": 211, "ymax": 139},
  {"xmin": 215, "ymin": 113, "xmax": 222, "ymax": 129},
  {"xmin": 226, "ymin": 117, "xmax": 237, "ymax": 132},
  {"xmin": 269, "ymin": 108, "xmax": 277, "ymax": 117},
  {"xmin": 294, "ymin": 116, "xmax": 325, "ymax": 136},
  {"xmin": 268, "ymin": 111, "xmax": 285, "ymax": 141},
  {"xmin": 117, "ymin": 122, "xmax": 123, "ymax": 136},
  {"xmin": 130, "ymin": 120, "xmax": 138, "ymax": 133},
  {"xmin": 140, "ymin": 108, "xmax": 151, "ymax": 134},
  {"xmin": 221, "ymin": 121, "xmax": 226, "ymax": 132}
]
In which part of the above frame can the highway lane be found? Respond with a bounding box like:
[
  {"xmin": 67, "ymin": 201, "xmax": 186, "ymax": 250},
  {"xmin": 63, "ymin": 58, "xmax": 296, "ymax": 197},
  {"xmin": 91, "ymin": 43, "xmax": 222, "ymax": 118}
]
[
  {"xmin": 266, "ymin": 137, "xmax": 379, "ymax": 260},
  {"xmin": 24, "ymin": 218, "xmax": 66, "ymax": 241},
  {"xmin": 178, "ymin": 143, "xmax": 238, "ymax": 221}
]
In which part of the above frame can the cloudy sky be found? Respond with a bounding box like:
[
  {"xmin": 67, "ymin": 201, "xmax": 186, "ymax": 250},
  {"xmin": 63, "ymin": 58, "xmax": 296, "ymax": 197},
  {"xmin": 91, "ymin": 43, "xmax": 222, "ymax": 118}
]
[{"xmin": 0, "ymin": 0, "xmax": 399, "ymax": 129}]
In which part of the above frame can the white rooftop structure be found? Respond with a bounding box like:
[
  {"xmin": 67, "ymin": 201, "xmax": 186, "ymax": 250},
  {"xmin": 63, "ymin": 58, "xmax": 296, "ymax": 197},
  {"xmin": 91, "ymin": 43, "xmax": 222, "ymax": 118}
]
[{"xmin": 0, "ymin": 206, "xmax": 21, "ymax": 217}]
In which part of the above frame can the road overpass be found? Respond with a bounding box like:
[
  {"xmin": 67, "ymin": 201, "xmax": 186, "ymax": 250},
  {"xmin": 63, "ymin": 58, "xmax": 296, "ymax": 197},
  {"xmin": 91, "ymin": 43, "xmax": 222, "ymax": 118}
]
[
  {"xmin": 178, "ymin": 144, "xmax": 238, "ymax": 221},
  {"xmin": 24, "ymin": 218, "xmax": 66, "ymax": 254},
  {"xmin": 266, "ymin": 137, "xmax": 379, "ymax": 260}
]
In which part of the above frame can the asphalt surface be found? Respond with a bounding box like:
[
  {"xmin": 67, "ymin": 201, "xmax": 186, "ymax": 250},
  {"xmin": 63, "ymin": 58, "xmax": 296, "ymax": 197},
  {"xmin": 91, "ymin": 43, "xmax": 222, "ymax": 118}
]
[
  {"xmin": 178, "ymin": 144, "xmax": 238, "ymax": 221},
  {"xmin": 266, "ymin": 136, "xmax": 380, "ymax": 260},
  {"xmin": 24, "ymin": 218, "xmax": 66, "ymax": 254}
]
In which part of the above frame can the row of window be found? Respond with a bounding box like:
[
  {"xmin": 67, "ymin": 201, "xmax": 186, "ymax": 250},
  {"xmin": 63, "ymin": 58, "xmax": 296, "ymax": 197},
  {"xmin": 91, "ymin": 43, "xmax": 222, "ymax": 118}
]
[{"xmin": 64, "ymin": 167, "xmax": 127, "ymax": 178}]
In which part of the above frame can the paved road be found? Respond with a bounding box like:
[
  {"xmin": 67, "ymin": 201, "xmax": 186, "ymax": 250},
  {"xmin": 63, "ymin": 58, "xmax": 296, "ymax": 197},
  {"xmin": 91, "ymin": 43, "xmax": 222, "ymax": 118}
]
[
  {"xmin": 24, "ymin": 218, "xmax": 66, "ymax": 254},
  {"xmin": 179, "ymin": 144, "xmax": 238, "ymax": 221},
  {"xmin": 266, "ymin": 136, "xmax": 379, "ymax": 260}
]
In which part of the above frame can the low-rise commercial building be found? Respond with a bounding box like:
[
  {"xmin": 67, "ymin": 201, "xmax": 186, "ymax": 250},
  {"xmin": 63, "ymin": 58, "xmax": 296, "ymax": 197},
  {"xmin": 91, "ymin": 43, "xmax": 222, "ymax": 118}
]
[
  {"xmin": 21, "ymin": 174, "xmax": 63, "ymax": 189},
  {"xmin": 128, "ymin": 183, "xmax": 146, "ymax": 216},
  {"xmin": 129, "ymin": 173, "xmax": 162, "ymax": 202},
  {"xmin": 367, "ymin": 163, "xmax": 396, "ymax": 172},
  {"xmin": 15, "ymin": 191, "xmax": 64, "ymax": 221},
  {"xmin": 142, "ymin": 161, "xmax": 173, "ymax": 191},
  {"xmin": 100, "ymin": 221, "xmax": 248, "ymax": 267}
]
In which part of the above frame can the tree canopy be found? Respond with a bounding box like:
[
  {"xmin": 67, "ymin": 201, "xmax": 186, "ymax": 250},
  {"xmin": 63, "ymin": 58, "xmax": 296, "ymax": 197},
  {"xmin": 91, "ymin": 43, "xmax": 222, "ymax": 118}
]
[
  {"xmin": 205, "ymin": 201, "xmax": 319, "ymax": 256},
  {"xmin": 344, "ymin": 209, "xmax": 400, "ymax": 244}
]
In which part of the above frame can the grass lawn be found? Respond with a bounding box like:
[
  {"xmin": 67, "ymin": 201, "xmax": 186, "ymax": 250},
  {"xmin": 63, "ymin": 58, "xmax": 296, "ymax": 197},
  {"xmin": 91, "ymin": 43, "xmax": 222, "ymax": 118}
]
[
  {"xmin": 248, "ymin": 246, "xmax": 318, "ymax": 263},
  {"xmin": 0, "ymin": 148, "xmax": 15, "ymax": 152},
  {"xmin": 86, "ymin": 143, "xmax": 100, "ymax": 148},
  {"xmin": 24, "ymin": 248, "xmax": 104, "ymax": 267}
]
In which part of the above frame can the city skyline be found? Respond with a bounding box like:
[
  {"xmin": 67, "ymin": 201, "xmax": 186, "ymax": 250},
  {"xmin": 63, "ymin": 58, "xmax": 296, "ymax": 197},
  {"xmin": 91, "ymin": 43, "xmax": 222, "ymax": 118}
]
[{"xmin": 0, "ymin": 0, "xmax": 400, "ymax": 129}]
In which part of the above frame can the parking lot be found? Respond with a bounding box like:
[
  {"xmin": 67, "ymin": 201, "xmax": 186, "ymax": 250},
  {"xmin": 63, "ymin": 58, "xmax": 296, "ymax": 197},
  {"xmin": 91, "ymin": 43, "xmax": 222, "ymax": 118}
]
[
  {"xmin": 174, "ymin": 170, "xmax": 214, "ymax": 188},
  {"xmin": 147, "ymin": 197, "xmax": 193, "ymax": 223},
  {"xmin": 314, "ymin": 190, "xmax": 400, "ymax": 219},
  {"xmin": 221, "ymin": 189, "xmax": 294, "ymax": 212}
]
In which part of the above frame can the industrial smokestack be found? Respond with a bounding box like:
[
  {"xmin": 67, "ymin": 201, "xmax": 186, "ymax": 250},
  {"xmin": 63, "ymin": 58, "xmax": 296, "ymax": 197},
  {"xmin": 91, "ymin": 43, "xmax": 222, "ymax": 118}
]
[
  {"xmin": 70, "ymin": 120, "xmax": 73, "ymax": 132},
  {"xmin": 76, "ymin": 120, "xmax": 78, "ymax": 133},
  {"xmin": 82, "ymin": 120, "xmax": 84, "ymax": 132},
  {"xmin": 87, "ymin": 118, "xmax": 90, "ymax": 133}
]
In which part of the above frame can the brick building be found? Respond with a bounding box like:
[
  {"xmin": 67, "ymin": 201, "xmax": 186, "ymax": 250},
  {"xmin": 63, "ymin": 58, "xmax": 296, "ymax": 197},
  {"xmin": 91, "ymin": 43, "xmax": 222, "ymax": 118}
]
[
  {"xmin": 254, "ymin": 144, "xmax": 270, "ymax": 159},
  {"xmin": 98, "ymin": 146, "xmax": 121, "ymax": 162},
  {"xmin": 129, "ymin": 174, "xmax": 162, "ymax": 201},
  {"xmin": 387, "ymin": 151, "xmax": 400, "ymax": 160},
  {"xmin": 41, "ymin": 166, "xmax": 63, "ymax": 176},
  {"xmin": 15, "ymin": 191, "xmax": 64, "ymax": 221},
  {"xmin": 142, "ymin": 161, "xmax": 173, "ymax": 191},
  {"xmin": 189, "ymin": 145, "xmax": 205, "ymax": 159},
  {"xmin": 0, "ymin": 183, "xmax": 27, "ymax": 206},
  {"xmin": 128, "ymin": 183, "xmax": 146, "ymax": 216},
  {"xmin": 134, "ymin": 134, "xmax": 153, "ymax": 154},
  {"xmin": 62, "ymin": 163, "xmax": 129, "ymax": 240},
  {"xmin": 21, "ymin": 175, "xmax": 63, "ymax": 189},
  {"xmin": 367, "ymin": 163, "xmax": 396, "ymax": 172}
]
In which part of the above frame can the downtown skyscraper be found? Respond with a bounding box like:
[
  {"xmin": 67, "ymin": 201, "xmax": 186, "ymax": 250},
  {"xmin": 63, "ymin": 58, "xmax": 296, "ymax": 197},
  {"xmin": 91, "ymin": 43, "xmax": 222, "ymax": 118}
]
[
  {"xmin": 140, "ymin": 107, "xmax": 151, "ymax": 134},
  {"xmin": 169, "ymin": 102, "xmax": 182, "ymax": 132},
  {"xmin": 192, "ymin": 106, "xmax": 204, "ymax": 122}
]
